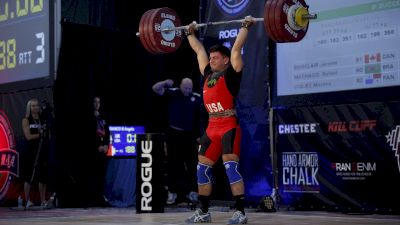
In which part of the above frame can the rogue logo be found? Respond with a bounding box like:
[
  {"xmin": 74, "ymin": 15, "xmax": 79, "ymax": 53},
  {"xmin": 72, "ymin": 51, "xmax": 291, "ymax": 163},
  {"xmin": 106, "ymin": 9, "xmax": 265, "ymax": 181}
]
[
  {"xmin": 140, "ymin": 139, "xmax": 153, "ymax": 211},
  {"xmin": 214, "ymin": 0, "xmax": 250, "ymax": 17},
  {"xmin": 0, "ymin": 110, "xmax": 19, "ymax": 202},
  {"xmin": 386, "ymin": 125, "xmax": 400, "ymax": 173},
  {"xmin": 219, "ymin": 29, "xmax": 239, "ymax": 40}
]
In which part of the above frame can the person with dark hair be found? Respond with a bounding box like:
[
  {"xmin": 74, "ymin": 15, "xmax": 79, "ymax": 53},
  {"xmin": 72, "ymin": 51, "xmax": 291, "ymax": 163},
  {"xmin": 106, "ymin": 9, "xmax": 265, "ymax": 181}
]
[
  {"xmin": 152, "ymin": 78, "xmax": 202, "ymax": 205},
  {"xmin": 21, "ymin": 98, "xmax": 50, "ymax": 209},
  {"xmin": 92, "ymin": 96, "xmax": 109, "ymax": 156},
  {"xmin": 88, "ymin": 96, "xmax": 110, "ymax": 206},
  {"xmin": 184, "ymin": 16, "xmax": 255, "ymax": 224}
]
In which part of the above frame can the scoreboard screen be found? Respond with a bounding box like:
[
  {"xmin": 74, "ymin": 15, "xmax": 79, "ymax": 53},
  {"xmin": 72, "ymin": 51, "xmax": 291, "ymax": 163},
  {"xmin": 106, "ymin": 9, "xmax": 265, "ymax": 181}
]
[
  {"xmin": 0, "ymin": 0, "xmax": 50, "ymax": 84},
  {"xmin": 107, "ymin": 125, "xmax": 145, "ymax": 157},
  {"xmin": 274, "ymin": 0, "xmax": 400, "ymax": 106}
]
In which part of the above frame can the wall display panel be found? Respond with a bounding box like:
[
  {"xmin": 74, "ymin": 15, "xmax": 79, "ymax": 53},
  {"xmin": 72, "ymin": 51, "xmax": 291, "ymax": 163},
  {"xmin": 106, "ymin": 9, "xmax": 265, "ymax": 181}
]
[
  {"xmin": 0, "ymin": 0, "xmax": 50, "ymax": 85},
  {"xmin": 274, "ymin": 0, "xmax": 400, "ymax": 106}
]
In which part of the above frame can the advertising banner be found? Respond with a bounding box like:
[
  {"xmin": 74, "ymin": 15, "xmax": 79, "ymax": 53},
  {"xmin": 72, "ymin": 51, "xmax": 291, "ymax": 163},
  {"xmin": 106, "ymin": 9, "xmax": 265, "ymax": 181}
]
[
  {"xmin": 275, "ymin": 102, "xmax": 400, "ymax": 213},
  {"xmin": 136, "ymin": 133, "xmax": 165, "ymax": 213},
  {"xmin": 0, "ymin": 110, "xmax": 19, "ymax": 205}
]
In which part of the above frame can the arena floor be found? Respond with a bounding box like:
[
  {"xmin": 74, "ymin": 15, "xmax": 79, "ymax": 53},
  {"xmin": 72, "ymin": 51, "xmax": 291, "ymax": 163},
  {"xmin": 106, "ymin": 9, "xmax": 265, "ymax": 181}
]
[{"xmin": 1, "ymin": 206, "xmax": 399, "ymax": 225}]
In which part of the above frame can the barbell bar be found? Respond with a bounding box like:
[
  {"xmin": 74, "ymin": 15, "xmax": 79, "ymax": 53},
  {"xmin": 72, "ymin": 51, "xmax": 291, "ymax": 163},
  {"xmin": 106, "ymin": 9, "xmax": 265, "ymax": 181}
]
[
  {"xmin": 136, "ymin": 18, "xmax": 265, "ymax": 37},
  {"xmin": 136, "ymin": 12, "xmax": 316, "ymax": 36},
  {"xmin": 137, "ymin": 0, "xmax": 317, "ymax": 54}
]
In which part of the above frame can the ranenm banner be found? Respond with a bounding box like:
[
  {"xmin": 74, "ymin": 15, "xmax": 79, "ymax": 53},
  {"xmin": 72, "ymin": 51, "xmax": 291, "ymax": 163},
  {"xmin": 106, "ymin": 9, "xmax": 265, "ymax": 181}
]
[
  {"xmin": 274, "ymin": 101, "xmax": 400, "ymax": 213},
  {"xmin": 202, "ymin": 0, "xmax": 272, "ymax": 203}
]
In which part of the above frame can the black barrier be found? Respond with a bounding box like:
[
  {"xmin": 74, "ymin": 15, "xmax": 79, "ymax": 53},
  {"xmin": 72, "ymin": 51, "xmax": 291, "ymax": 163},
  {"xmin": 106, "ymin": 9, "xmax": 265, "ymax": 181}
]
[{"xmin": 136, "ymin": 133, "xmax": 165, "ymax": 213}]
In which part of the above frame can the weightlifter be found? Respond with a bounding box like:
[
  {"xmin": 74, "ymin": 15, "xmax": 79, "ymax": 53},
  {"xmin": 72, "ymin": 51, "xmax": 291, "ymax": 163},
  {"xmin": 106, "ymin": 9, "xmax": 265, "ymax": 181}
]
[{"xmin": 185, "ymin": 16, "xmax": 255, "ymax": 224}]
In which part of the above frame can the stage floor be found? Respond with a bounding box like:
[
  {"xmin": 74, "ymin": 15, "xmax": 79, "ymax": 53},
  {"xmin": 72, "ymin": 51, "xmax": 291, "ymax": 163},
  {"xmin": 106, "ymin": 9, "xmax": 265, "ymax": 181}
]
[{"xmin": 0, "ymin": 206, "xmax": 399, "ymax": 225}]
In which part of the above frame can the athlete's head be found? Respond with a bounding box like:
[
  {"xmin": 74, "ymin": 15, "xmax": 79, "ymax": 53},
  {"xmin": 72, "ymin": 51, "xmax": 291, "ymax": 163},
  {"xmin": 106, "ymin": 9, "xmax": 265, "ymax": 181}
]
[
  {"xmin": 209, "ymin": 44, "xmax": 230, "ymax": 72},
  {"xmin": 180, "ymin": 78, "xmax": 193, "ymax": 97}
]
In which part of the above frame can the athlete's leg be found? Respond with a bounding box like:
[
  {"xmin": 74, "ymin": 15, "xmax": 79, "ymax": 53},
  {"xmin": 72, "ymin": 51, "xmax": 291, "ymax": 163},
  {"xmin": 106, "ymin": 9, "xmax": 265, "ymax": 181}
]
[
  {"xmin": 196, "ymin": 130, "xmax": 221, "ymax": 214},
  {"xmin": 222, "ymin": 126, "xmax": 246, "ymax": 223},
  {"xmin": 222, "ymin": 127, "xmax": 244, "ymax": 196},
  {"xmin": 222, "ymin": 154, "xmax": 244, "ymax": 196}
]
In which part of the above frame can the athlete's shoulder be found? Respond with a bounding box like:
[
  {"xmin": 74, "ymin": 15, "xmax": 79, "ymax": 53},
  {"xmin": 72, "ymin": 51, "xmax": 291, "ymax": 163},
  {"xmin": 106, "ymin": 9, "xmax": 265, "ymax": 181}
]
[{"xmin": 227, "ymin": 64, "xmax": 241, "ymax": 75}]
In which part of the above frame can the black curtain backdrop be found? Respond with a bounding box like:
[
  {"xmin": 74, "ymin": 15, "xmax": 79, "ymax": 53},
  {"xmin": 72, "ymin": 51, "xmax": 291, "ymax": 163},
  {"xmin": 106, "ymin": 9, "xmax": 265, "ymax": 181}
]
[
  {"xmin": 54, "ymin": 22, "xmax": 157, "ymax": 207},
  {"xmin": 54, "ymin": 0, "xmax": 202, "ymax": 205}
]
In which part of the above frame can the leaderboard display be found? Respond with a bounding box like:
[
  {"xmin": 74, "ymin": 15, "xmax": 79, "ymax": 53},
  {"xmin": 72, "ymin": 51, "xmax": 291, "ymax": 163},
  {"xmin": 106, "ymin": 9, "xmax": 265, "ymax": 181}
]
[
  {"xmin": 107, "ymin": 125, "xmax": 145, "ymax": 157},
  {"xmin": 276, "ymin": 0, "xmax": 400, "ymax": 96},
  {"xmin": 0, "ymin": 0, "xmax": 50, "ymax": 84}
]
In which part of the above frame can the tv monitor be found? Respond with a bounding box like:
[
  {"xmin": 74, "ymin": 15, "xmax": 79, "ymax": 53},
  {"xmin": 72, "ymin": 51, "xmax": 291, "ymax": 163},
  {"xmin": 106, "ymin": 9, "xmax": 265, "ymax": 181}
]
[
  {"xmin": 107, "ymin": 125, "xmax": 145, "ymax": 157},
  {"xmin": 0, "ymin": 0, "xmax": 53, "ymax": 89},
  {"xmin": 273, "ymin": 0, "xmax": 400, "ymax": 107}
]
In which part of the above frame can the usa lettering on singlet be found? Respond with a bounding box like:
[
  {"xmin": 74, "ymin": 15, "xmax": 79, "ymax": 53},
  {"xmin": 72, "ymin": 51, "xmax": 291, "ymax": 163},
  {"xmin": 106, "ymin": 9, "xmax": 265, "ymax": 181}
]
[{"xmin": 202, "ymin": 64, "xmax": 242, "ymax": 114}]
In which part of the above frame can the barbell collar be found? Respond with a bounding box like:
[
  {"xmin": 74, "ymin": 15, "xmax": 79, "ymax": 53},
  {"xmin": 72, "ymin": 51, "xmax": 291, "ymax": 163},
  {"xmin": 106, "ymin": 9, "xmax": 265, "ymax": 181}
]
[{"xmin": 302, "ymin": 14, "xmax": 317, "ymax": 19}]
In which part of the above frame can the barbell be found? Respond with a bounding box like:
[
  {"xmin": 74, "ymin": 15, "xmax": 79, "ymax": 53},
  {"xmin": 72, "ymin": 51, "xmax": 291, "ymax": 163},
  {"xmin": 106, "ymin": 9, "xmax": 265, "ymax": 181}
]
[{"xmin": 136, "ymin": 0, "xmax": 317, "ymax": 54}]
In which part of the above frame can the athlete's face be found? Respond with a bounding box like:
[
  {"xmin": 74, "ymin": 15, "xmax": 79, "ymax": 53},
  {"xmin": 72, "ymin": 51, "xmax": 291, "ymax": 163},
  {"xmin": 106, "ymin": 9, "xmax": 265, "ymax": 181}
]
[{"xmin": 209, "ymin": 52, "xmax": 229, "ymax": 72}]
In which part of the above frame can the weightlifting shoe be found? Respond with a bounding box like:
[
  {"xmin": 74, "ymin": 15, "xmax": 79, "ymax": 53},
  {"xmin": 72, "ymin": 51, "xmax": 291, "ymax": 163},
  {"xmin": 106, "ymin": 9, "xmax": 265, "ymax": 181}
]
[
  {"xmin": 228, "ymin": 211, "xmax": 248, "ymax": 224},
  {"xmin": 185, "ymin": 208, "xmax": 211, "ymax": 223}
]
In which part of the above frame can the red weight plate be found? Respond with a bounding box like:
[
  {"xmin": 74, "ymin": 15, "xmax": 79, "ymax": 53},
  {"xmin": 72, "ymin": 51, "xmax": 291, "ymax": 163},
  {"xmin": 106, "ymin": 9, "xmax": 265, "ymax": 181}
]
[
  {"xmin": 269, "ymin": 0, "xmax": 286, "ymax": 43},
  {"xmin": 270, "ymin": 0, "xmax": 285, "ymax": 42},
  {"xmin": 145, "ymin": 8, "xmax": 167, "ymax": 54},
  {"xmin": 264, "ymin": 0, "xmax": 278, "ymax": 42},
  {"xmin": 157, "ymin": 7, "xmax": 182, "ymax": 53},
  {"xmin": 274, "ymin": 0, "xmax": 308, "ymax": 42},
  {"xmin": 144, "ymin": 9, "xmax": 164, "ymax": 54},
  {"xmin": 139, "ymin": 10, "xmax": 157, "ymax": 54},
  {"xmin": 148, "ymin": 7, "xmax": 182, "ymax": 54}
]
